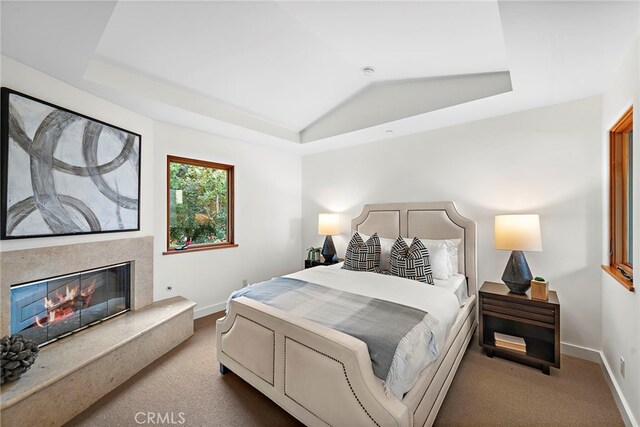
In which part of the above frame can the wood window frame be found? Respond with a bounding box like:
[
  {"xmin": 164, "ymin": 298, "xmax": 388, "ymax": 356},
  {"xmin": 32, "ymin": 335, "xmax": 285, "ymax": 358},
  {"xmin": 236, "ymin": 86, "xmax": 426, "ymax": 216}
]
[
  {"xmin": 602, "ymin": 107, "xmax": 634, "ymax": 291},
  {"xmin": 163, "ymin": 155, "xmax": 237, "ymax": 255}
]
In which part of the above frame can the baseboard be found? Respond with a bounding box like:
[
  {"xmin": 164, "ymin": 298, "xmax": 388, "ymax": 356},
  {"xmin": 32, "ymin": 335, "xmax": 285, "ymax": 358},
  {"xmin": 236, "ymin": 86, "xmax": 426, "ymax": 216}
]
[
  {"xmin": 194, "ymin": 301, "xmax": 226, "ymax": 319},
  {"xmin": 599, "ymin": 352, "xmax": 638, "ymax": 427},
  {"xmin": 560, "ymin": 342, "xmax": 636, "ymax": 426},
  {"xmin": 560, "ymin": 342, "xmax": 601, "ymax": 363}
]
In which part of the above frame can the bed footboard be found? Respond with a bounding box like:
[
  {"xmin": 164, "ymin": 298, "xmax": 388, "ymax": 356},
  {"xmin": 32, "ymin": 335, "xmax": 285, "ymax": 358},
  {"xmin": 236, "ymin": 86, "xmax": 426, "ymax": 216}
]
[{"xmin": 216, "ymin": 297, "xmax": 411, "ymax": 427}]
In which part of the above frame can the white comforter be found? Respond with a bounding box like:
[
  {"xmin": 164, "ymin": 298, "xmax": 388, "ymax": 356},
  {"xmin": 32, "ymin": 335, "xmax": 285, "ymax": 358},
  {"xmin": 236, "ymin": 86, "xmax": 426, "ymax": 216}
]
[{"xmin": 286, "ymin": 263, "xmax": 460, "ymax": 397}]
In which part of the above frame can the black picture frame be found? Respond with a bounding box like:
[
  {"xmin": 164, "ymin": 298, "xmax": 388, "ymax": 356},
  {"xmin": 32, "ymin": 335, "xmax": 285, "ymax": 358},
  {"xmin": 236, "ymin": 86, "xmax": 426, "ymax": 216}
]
[{"xmin": 1, "ymin": 88, "xmax": 142, "ymax": 239}]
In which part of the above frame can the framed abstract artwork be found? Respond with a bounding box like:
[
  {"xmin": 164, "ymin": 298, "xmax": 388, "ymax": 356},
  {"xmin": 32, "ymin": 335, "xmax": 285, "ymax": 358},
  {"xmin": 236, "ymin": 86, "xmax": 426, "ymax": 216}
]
[{"xmin": 1, "ymin": 88, "xmax": 142, "ymax": 239}]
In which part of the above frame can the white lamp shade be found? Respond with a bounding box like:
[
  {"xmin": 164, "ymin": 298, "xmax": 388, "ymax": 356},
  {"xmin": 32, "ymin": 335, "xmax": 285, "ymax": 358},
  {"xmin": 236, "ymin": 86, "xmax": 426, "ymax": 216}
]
[
  {"xmin": 495, "ymin": 214, "xmax": 542, "ymax": 252},
  {"xmin": 318, "ymin": 213, "xmax": 340, "ymax": 236}
]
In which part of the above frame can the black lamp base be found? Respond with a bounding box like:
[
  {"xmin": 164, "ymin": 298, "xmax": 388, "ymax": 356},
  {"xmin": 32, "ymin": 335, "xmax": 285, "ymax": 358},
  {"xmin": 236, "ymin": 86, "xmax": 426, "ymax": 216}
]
[
  {"xmin": 321, "ymin": 235, "xmax": 336, "ymax": 263},
  {"xmin": 502, "ymin": 250, "xmax": 533, "ymax": 294}
]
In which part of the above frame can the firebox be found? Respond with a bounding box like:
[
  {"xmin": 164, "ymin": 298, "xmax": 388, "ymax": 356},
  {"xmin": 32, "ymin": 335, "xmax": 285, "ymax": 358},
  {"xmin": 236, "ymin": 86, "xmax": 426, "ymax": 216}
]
[{"xmin": 10, "ymin": 263, "xmax": 131, "ymax": 347}]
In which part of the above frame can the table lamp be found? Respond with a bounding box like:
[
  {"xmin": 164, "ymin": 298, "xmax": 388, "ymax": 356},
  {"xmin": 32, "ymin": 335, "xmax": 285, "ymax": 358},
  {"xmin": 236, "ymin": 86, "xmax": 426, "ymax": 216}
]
[
  {"xmin": 495, "ymin": 214, "xmax": 542, "ymax": 294},
  {"xmin": 318, "ymin": 213, "xmax": 340, "ymax": 263}
]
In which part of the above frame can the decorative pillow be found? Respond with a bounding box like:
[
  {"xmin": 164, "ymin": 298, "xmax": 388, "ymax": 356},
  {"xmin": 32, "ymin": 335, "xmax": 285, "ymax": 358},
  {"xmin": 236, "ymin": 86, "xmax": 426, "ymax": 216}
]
[
  {"xmin": 403, "ymin": 238, "xmax": 450, "ymax": 280},
  {"xmin": 342, "ymin": 232, "xmax": 381, "ymax": 272},
  {"xmin": 360, "ymin": 233, "xmax": 395, "ymax": 272},
  {"xmin": 422, "ymin": 239, "xmax": 462, "ymax": 275},
  {"xmin": 389, "ymin": 237, "xmax": 434, "ymax": 284}
]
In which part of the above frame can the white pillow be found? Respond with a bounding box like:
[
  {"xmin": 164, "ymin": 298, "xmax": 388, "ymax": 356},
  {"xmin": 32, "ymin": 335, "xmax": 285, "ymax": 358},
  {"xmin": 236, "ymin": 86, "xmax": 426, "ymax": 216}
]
[
  {"xmin": 419, "ymin": 239, "xmax": 461, "ymax": 275},
  {"xmin": 403, "ymin": 238, "xmax": 450, "ymax": 280}
]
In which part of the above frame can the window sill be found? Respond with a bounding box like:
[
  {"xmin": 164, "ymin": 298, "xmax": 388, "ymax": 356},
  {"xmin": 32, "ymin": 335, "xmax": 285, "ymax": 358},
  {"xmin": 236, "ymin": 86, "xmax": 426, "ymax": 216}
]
[
  {"xmin": 601, "ymin": 265, "xmax": 634, "ymax": 292},
  {"xmin": 163, "ymin": 243, "xmax": 238, "ymax": 255}
]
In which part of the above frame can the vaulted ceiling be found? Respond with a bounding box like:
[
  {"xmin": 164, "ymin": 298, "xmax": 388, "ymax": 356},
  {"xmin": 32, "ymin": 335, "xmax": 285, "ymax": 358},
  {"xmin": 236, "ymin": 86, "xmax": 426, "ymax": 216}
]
[{"xmin": 1, "ymin": 1, "xmax": 638, "ymax": 154}]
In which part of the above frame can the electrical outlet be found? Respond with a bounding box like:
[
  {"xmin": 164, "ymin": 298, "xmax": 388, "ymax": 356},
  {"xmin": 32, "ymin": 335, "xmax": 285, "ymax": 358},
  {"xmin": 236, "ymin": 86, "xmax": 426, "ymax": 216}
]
[
  {"xmin": 242, "ymin": 279, "xmax": 248, "ymax": 287},
  {"xmin": 166, "ymin": 286, "xmax": 173, "ymax": 292},
  {"xmin": 620, "ymin": 357, "xmax": 625, "ymax": 378}
]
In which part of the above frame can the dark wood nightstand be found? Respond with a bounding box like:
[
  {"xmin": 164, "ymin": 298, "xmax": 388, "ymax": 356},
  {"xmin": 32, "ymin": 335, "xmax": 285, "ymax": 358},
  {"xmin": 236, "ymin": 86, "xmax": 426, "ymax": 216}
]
[
  {"xmin": 479, "ymin": 281, "xmax": 560, "ymax": 374},
  {"xmin": 304, "ymin": 259, "xmax": 342, "ymax": 269}
]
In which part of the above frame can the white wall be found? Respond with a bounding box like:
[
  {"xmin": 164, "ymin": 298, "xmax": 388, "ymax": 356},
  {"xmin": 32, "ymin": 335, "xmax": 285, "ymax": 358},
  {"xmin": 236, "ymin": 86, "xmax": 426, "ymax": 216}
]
[
  {"xmin": 302, "ymin": 96, "xmax": 603, "ymax": 351},
  {"xmin": 601, "ymin": 38, "xmax": 639, "ymax": 425},
  {"xmin": 0, "ymin": 56, "xmax": 155, "ymax": 252},
  {"xmin": 152, "ymin": 122, "xmax": 302, "ymax": 317}
]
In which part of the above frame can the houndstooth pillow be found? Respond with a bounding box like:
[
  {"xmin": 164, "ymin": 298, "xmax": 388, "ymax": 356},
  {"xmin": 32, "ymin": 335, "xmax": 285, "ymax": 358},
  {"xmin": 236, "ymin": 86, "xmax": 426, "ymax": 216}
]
[
  {"xmin": 389, "ymin": 236, "xmax": 434, "ymax": 284},
  {"xmin": 342, "ymin": 232, "xmax": 381, "ymax": 272}
]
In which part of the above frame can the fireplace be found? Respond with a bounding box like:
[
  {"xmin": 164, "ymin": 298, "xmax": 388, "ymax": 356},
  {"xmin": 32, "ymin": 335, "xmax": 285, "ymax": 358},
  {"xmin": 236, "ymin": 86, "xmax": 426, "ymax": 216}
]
[{"xmin": 10, "ymin": 263, "xmax": 131, "ymax": 347}]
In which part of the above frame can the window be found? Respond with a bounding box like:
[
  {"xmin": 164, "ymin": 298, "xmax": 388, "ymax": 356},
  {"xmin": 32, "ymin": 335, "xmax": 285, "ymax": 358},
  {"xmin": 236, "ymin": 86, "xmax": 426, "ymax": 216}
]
[
  {"xmin": 165, "ymin": 156, "xmax": 235, "ymax": 254},
  {"xmin": 604, "ymin": 107, "xmax": 633, "ymax": 291}
]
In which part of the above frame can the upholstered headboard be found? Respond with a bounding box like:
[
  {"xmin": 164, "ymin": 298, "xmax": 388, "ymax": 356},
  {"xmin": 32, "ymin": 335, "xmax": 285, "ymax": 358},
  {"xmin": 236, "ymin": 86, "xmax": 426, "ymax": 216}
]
[{"xmin": 351, "ymin": 202, "xmax": 478, "ymax": 296}]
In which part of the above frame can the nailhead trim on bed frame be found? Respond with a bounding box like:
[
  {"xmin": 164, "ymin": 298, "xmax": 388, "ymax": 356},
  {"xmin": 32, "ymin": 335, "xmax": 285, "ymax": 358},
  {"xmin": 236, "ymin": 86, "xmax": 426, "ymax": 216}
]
[
  {"xmin": 284, "ymin": 336, "xmax": 380, "ymax": 427},
  {"xmin": 220, "ymin": 314, "xmax": 276, "ymax": 386}
]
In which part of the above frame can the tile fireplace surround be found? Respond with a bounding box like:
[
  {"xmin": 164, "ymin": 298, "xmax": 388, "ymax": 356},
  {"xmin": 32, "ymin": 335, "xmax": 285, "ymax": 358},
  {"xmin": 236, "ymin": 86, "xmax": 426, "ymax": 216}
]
[{"xmin": 0, "ymin": 236, "xmax": 196, "ymax": 426}]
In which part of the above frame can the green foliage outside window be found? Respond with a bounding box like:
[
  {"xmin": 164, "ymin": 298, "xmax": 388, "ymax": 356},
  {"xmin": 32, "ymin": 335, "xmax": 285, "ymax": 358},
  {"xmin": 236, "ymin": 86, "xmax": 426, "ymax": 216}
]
[{"xmin": 169, "ymin": 160, "xmax": 230, "ymax": 247}]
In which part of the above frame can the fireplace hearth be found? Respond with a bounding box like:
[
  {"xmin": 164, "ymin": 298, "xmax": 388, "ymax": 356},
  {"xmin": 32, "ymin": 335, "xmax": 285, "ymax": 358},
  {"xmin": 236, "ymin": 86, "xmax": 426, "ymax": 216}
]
[
  {"xmin": 10, "ymin": 263, "xmax": 131, "ymax": 347},
  {"xmin": 0, "ymin": 237, "xmax": 198, "ymax": 427}
]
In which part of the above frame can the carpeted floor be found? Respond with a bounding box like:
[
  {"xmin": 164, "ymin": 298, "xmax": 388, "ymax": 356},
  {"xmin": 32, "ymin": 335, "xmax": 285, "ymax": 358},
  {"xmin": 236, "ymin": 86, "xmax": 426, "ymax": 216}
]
[{"xmin": 67, "ymin": 312, "xmax": 623, "ymax": 426}]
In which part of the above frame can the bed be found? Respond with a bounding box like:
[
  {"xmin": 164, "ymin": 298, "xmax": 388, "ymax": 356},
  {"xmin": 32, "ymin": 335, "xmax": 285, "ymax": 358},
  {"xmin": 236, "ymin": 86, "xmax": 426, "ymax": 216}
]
[{"xmin": 216, "ymin": 202, "xmax": 477, "ymax": 426}]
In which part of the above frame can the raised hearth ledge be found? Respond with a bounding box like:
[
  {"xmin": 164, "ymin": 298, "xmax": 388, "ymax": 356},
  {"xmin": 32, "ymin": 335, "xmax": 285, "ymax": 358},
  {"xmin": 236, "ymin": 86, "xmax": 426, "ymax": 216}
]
[{"xmin": 0, "ymin": 296, "xmax": 196, "ymax": 426}]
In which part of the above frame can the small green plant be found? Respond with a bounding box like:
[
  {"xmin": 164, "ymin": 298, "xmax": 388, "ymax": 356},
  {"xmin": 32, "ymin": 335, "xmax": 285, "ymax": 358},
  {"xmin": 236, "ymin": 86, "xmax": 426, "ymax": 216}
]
[
  {"xmin": 307, "ymin": 247, "xmax": 321, "ymax": 260},
  {"xmin": 534, "ymin": 276, "xmax": 545, "ymax": 282}
]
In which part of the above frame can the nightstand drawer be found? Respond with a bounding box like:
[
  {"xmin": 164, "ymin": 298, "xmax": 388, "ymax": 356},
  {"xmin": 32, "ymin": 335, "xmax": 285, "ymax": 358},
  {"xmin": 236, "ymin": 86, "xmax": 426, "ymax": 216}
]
[
  {"xmin": 482, "ymin": 297, "xmax": 556, "ymax": 316},
  {"xmin": 482, "ymin": 297, "xmax": 556, "ymax": 324},
  {"xmin": 482, "ymin": 300, "xmax": 556, "ymax": 325}
]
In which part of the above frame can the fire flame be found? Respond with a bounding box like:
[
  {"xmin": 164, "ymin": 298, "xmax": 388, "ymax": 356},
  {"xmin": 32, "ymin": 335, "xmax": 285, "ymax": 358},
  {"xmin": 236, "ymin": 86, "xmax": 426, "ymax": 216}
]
[{"xmin": 35, "ymin": 280, "xmax": 97, "ymax": 328}]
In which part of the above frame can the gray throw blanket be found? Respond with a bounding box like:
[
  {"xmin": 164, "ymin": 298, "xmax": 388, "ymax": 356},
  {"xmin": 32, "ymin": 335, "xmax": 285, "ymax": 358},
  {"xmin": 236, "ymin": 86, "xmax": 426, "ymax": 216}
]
[{"xmin": 228, "ymin": 277, "xmax": 439, "ymax": 396}]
